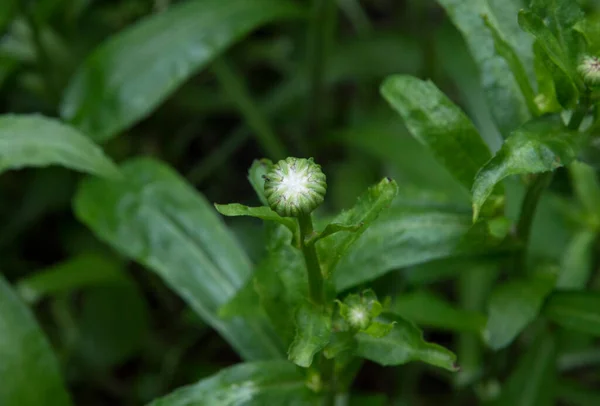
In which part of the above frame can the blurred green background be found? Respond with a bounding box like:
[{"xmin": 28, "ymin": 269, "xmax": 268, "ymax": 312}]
[{"xmin": 2, "ymin": 0, "xmax": 600, "ymax": 405}]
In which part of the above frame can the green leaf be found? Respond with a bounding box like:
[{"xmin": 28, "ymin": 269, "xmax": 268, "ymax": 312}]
[
  {"xmin": 333, "ymin": 196, "xmax": 486, "ymax": 291},
  {"xmin": 355, "ymin": 313, "xmax": 458, "ymax": 372},
  {"xmin": 215, "ymin": 203, "xmax": 297, "ymax": 235},
  {"xmin": 436, "ymin": 0, "xmax": 533, "ymax": 136},
  {"xmin": 381, "ymin": 75, "xmax": 491, "ymax": 191},
  {"xmin": 317, "ymin": 178, "xmax": 398, "ymax": 277},
  {"xmin": 483, "ymin": 16, "xmax": 538, "ymax": 115},
  {"xmin": 0, "ymin": 114, "xmax": 120, "ymax": 178},
  {"xmin": 0, "ymin": 274, "xmax": 72, "ymax": 406},
  {"xmin": 544, "ymin": 292, "xmax": 600, "ymax": 336},
  {"xmin": 472, "ymin": 115, "xmax": 583, "ymax": 220},
  {"xmin": 392, "ymin": 290, "xmax": 486, "ymax": 334},
  {"xmin": 254, "ymin": 242, "xmax": 307, "ymax": 344},
  {"xmin": 16, "ymin": 253, "xmax": 125, "ymax": 304},
  {"xmin": 147, "ymin": 361, "xmax": 320, "ymax": 406},
  {"xmin": 557, "ymin": 230, "xmax": 596, "ymax": 289},
  {"xmin": 518, "ymin": 10, "xmax": 581, "ymax": 106},
  {"xmin": 495, "ymin": 333, "xmax": 557, "ymax": 406},
  {"xmin": 362, "ymin": 322, "xmax": 395, "ymax": 338},
  {"xmin": 74, "ymin": 157, "xmax": 284, "ymax": 360},
  {"xmin": 575, "ymin": 15, "xmax": 600, "ymax": 54},
  {"xmin": 485, "ymin": 272, "xmax": 555, "ymax": 350},
  {"xmin": 530, "ymin": 0, "xmax": 585, "ymax": 64},
  {"xmin": 61, "ymin": 0, "xmax": 304, "ymax": 142},
  {"xmin": 248, "ymin": 159, "xmax": 273, "ymax": 205},
  {"xmin": 288, "ymin": 302, "xmax": 332, "ymax": 368},
  {"xmin": 307, "ymin": 222, "xmax": 363, "ymax": 246},
  {"xmin": 533, "ymin": 41, "xmax": 563, "ymax": 113}
]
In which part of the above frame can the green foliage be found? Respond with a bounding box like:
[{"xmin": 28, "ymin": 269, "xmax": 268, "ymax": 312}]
[
  {"xmin": 147, "ymin": 361, "xmax": 321, "ymax": 406},
  {"xmin": 0, "ymin": 275, "xmax": 72, "ymax": 406},
  {"xmin": 61, "ymin": 0, "xmax": 304, "ymax": 142},
  {"xmin": 472, "ymin": 115, "xmax": 584, "ymax": 220},
  {"xmin": 0, "ymin": 115, "xmax": 120, "ymax": 178},
  {"xmin": 3, "ymin": 0, "xmax": 600, "ymax": 404}
]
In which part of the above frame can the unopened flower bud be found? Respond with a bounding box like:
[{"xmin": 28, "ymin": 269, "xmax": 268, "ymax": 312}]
[
  {"xmin": 264, "ymin": 157, "xmax": 327, "ymax": 217},
  {"xmin": 578, "ymin": 55, "xmax": 600, "ymax": 85}
]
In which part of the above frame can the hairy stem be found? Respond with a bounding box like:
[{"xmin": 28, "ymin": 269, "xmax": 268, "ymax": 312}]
[{"xmin": 298, "ymin": 213, "xmax": 324, "ymax": 305}]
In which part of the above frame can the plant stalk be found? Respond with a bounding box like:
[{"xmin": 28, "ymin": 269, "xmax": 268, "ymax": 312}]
[{"xmin": 298, "ymin": 213, "xmax": 325, "ymax": 305}]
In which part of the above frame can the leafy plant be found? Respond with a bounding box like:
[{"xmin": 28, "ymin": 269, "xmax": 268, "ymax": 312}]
[{"xmin": 2, "ymin": 0, "xmax": 600, "ymax": 405}]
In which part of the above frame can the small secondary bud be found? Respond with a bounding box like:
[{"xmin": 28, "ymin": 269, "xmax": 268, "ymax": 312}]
[
  {"xmin": 264, "ymin": 157, "xmax": 327, "ymax": 217},
  {"xmin": 578, "ymin": 55, "xmax": 600, "ymax": 85}
]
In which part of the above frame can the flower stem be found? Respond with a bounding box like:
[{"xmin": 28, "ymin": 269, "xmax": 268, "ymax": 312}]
[{"xmin": 298, "ymin": 213, "xmax": 325, "ymax": 305}]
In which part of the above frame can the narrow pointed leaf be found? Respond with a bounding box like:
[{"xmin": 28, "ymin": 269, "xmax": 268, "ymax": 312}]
[
  {"xmin": 381, "ymin": 75, "xmax": 491, "ymax": 191},
  {"xmin": 356, "ymin": 313, "xmax": 458, "ymax": 372},
  {"xmin": 0, "ymin": 275, "xmax": 72, "ymax": 406},
  {"xmin": 288, "ymin": 302, "xmax": 332, "ymax": 368},
  {"xmin": 74, "ymin": 157, "xmax": 284, "ymax": 360},
  {"xmin": 317, "ymin": 178, "xmax": 398, "ymax": 277},
  {"xmin": 544, "ymin": 292, "xmax": 600, "ymax": 336},
  {"xmin": 248, "ymin": 159, "xmax": 273, "ymax": 205},
  {"xmin": 147, "ymin": 361, "xmax": 320, "ymax": 406},
  {"xmin": 215, "ymin": 203, "xmax": 296, "ymax": 235},
  {"xmin": 61, "ymin": 0, "xmax": 304, "ymax": 142},
  {"xmin": 0, "ymin": 114, "xmax": 120, "ymax": 178},
  {"xmin": 485, "ymin": 273, "xmax": 555, "ymax": 350},
  {"xmin": 472, "ymin": 115, "xmax": 583, "ymax": 220}
]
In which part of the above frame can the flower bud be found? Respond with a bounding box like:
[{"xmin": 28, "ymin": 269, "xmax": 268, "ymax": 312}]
[
  {"xmin": 578, "ymin": 55, "xmax": 600, "ymax": 85},
  {"xmin": 264, "ymin": 157, "xmax": 327, "ymax": 217}
]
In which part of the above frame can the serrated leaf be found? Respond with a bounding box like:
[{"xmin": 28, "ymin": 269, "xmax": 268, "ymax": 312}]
[
  {"xmin": 288, "ymin": 302, "xmax": 332, "ymax": 368},
  {"xmin": 557, "ymin": 230, "xmax": 596, "ymax": 289},
  {"xmin": 544, "ymin": 292, "xmax": 600, "ymax": 336},
  {"xmin": 381, "ymin": 75, "xmax": 491, "ymax": 191},
  {"xmin": 0, "ymin": 274, "xmax": 72, "ymax": 406},
  {"xmin": 215, "ymin": 203, "xmax": 296, "ymax": 235},
  {"xmin": 147, "ymin": 361, "xmax": 320, "ymax": 406},
  {"xmin": 0, "ymin": 114, "xmax": 120, "ymax": 178},
  {"xmin": 307, "ymin": 222, "xmax": 363, "ymax": 246},
  {"xmin": 61, "ymin": 0, "xmax": 304, "ymax": 142},
  {"xmin": 317, "ymin": 178, "xmax": 398, "ymax": 277},
  {"xmin": 392, "ymin": 290, "xmax": 486, "ymax": 334},
  {"xmin": 485, "ymin": 273, "xmax": 555, "ymax": 350},
  {"xmin": 436, "ymin": 0, "xmax": 533, "ymax": 136},
  {"xmin": 472, "ymin": 115, "xmax": 584, "ymax": 220},
  {"xmin": 355, "ymin": 313, "xmax": 458, "ymax": 372},
  {"xmin": 74, "ymin": 157, "xmax": 284, "ymax": 360},
  {"xmin": 16, "ymin": 253, "xmax": 125, "ymax": 304},
  {"xmin": 495, "ymin": 332, "xmax": 557, "ymax": 406}
]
